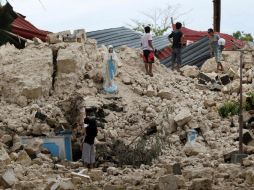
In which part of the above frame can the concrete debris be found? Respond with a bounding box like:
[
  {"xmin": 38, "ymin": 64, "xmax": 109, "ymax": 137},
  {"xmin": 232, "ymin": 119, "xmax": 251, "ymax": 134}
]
[
  {"xmin": 174, "ymin": 108, "xmax": 192, "ymax": 127},
  {"xmin": 0, "ymin": 35, "xmax": 254, "ymax": 189},
  {"xmin": 1, "ymin": 169, "xmax": 18, "ymax": 188},
  {"xmin": 189, "ymin": 178, "xmax": 212, "ymax": 190},
  {"xmin": 180, "ymin": 65, "xmax": 199, "ymax": 78},
  {"xmin": 0, "ymin": 145, "xmax": 11, "ymax": 166},
  {"xmin": 16, "ymin": 150, "xmax": 32, "ymax": 165},
  {"xmin": 158, "ymin": 174, "xmax": 178, "ymax": 190},
  {"xmin": 24, "ymin": 138, "xmax": 43, "ymax": 157}
]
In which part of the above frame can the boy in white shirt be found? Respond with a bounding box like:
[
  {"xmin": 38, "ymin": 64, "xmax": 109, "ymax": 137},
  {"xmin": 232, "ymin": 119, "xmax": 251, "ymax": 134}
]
[{"xmin": 141, "ymin": 26, "xmax": 155, "ymax": 77}]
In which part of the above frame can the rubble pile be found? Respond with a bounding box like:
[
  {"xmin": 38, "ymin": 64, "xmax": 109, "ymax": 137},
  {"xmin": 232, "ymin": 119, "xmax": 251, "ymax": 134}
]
[{"xmin": 0, "ymin": 34, "xmax": 254, "ymax": 190}]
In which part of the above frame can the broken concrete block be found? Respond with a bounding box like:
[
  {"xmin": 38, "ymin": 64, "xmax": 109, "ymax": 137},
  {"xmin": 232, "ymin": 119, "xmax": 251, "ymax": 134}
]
[
  {"xmin": 9, "ymin": 152, "xmax": 18, "ymax": 161},
  {"xmin": 164, "ymin": 163, "xmax": 182, "ymax": 175},
  {"xmin": 183, "ymin": 143, "xmax": 206, "ymax": 156},
  {"xmin": 133, "ymin": 86, "xmax": 143, "ymax": 95},
  {"xmin": 16, "ymin": 150, "xmax": 32, "ymax": 165},
  {"xmin": 0, "ymin": 134, "xmax": 12, "ymax": 145},
  {"xmin": 33, "ymin": 37, "xmax": 43, "ymax": 45},
  {"xmin": 180, "ymin": 65, "xmax": 199, "ymax": 78},
  {"xmin": 198, "ymin": 72, "xmax": 216, "ymax": 84},
  {"xmin": 174, "ymin": 109, "xmax": 192, "ymax": 127},
  {"xmin": 146, "ymin": 85, "xmax": 156, "ymax": 97},
  {"xmin": 57, "ymin": 59, "xmax": 78, "ymax": 74},
  {"xmin": 22, "ymin": 86, "xmax": 43, "ymax": 99},
  {"xmin": 158, "ymin": 174, "xmax": 178, "ymax": 190},
  {"xmin": 183, "ymin": 167, "xmax": 213, "ymax": 180},
  {"xmin": 0, "ymin": 145, "xmax": 11, "ymax": 165},
  {"xmin": 204, "ymin": 98, "xmax": 216, "ymax": 108},
  {"xmin": 11, "ymin": 142, "xmax": 22, "ymax": 152},
  {"xmin": 1, "ymin": 169, "xmax": 18, "ymax": 188},
  {"xmin": 201, "ymin": 57, "xmax": 221, "ymax": 73},
  {"xmin": 74, "ymin": 29, "xmax": 86, "ymax": 42},
  {"xmin": 157, "ymin": 89, "xmax": 173, "ymax": 100},
  {"xmin": 24, "ymin": 138, "xmax": 43, "ymax": 158},
  {"xmin": 244, "ymin": 169, "xmax": 254, "ymax": 185},
  {"xmin": 122, "ymin": 76, "xmax": 132, "ymax": 85},
  {"xmin": 229, "ymin": 79, "xmax": 240, "ymax": 93},
  {"xmin": 227, "ymin": 68, "xmax": 237, "ymax": 78},
  {"xmin": 220, "ymin": 74, "xmax": 231, "ymax": 85},
  {"xmin": 47, "ymin": 177, "xmax": 75, "ymax": 190},
  {"xmin": 89, "ymin": 169, "xmax": 104, "ymax": 181},
  {"xmin": 189, "ymin": 178, "xmax": 212, "ymax": 190},
  {"xmin": 162, "ymin": 116, "xmax": 177, "ymax": 134},
  {"xmin": 47, "ymin": 33, "xmax": 62, "ymax": 44}
]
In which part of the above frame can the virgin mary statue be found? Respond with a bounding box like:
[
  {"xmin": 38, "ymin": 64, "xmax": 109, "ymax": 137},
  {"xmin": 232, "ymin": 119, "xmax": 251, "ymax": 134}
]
[{"xmin": 102, "ymin": 45, "xmax": 118, "ymax": 93}]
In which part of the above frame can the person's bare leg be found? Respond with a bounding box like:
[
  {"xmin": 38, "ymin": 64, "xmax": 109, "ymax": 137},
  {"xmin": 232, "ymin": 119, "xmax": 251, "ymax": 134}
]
[
  {"xmin": 87, "ymin": 164, "xmax": 91, "ymax": 171},
  {"xmin": 176, "ymin": 64, "xmax": 180, "ymax": 72},
  {"xmin": 219, "ymin": 62, "xmax": 224, "ymax": 71},
  {"xmin": 149, "ymin": 63, "xmax": 153, "ymax": 77},
  {"xmin": 145, "ymin": 63, "xmax": 149, "ymax": 74},
  {"xmin": 172, "ymin": 63, "xmax": 176, "ymax": 70}
]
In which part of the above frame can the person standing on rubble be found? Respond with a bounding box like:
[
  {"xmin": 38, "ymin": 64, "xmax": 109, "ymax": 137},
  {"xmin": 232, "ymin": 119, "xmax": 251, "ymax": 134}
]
[
  {"xmin": 81, "ymin": 117, "xmax": 98, "ymax": 170},
  {"xmin": 168, "ymin": 22, "xmax": 184, "ymax": 71},
  {"xmin": 141, "ymin": 26, "xmax": 155, "ymax": 77},
  {"xmin": 102, "ymin": 45, "xmax": 118, "ymax": 93},
  {"xmin": 208, "ymin": 28, "xmax": 224, "ymax": 72}
]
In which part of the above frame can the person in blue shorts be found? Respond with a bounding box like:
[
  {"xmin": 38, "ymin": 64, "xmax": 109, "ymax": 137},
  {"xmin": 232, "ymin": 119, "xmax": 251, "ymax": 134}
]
[{"xmin": 208, "ymin": 28, "xmax": 224, "ymax": 72}]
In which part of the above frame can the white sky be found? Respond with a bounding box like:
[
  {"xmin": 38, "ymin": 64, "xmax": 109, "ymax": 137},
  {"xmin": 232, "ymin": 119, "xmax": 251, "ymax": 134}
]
[{"xmin": 6, "ymin": 0, "xmax": 254, "ymax": 35}]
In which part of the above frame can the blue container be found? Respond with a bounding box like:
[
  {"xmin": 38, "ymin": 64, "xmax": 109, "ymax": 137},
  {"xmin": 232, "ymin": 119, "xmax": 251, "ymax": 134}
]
[{"xmin": 187, "ymin": 129, "xmax": 197, "ymax": 144}]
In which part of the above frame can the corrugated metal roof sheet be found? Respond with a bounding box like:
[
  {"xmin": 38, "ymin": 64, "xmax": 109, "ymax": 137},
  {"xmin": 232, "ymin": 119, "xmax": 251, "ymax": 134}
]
[
  {"xmin": 87, "ymin": 26, "xmax": 243, "ymax": 68},
  {"xmin": 87, "ymin": 26, "xmax": 170, "ymax": 50},
  {"xmin": 11, "ymin": 16, "xmax": 50, "ymax": 41},
  {"xmin": 172, "ymin": 25, "xmax": 245, "ymax": 50},
  {"xmin": 87, "ymin": 27, "xmax": 142, "ymax": 48},
  {"xmin": 161, "ymin": 37, "xmax": 210, "ymax": 67}
]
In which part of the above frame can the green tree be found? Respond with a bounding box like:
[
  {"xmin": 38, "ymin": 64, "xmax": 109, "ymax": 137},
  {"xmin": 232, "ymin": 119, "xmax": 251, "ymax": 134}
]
[
  {"xmin": 233, "ymin": 31, "xmax": 253, "ymax": 42},
  {"xmin": 129, "ymin": 4, "xmax": 188, "ymax": 36}
]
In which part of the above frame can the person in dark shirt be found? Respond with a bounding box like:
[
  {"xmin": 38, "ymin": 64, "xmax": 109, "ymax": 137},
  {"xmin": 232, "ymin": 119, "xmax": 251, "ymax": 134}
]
[
  {"xmin": 168, "ymin": 22, "xmax": 183, "ymax": 71},
  {"xmin": 82, "ymin": 117, "xmax": 98, "ymax": 170}
]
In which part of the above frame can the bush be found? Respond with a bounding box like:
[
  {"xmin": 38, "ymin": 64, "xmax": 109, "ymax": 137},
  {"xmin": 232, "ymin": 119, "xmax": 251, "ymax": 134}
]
[
  {"xmin": 218, "ymin": 101, "xmax": 239, "ymax": 118},
  {"xmin": 111, "ymin": 136, "xmax": 162, "ymax": 167}
]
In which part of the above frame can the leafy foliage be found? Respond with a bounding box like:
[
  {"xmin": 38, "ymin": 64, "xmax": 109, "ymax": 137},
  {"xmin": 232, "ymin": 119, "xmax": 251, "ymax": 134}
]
[
  {"xmin": 111, "ymin": 136, "xmax": 162, "ymax": 167},
  {"xmin": 233, "ymin": 31, "xmax": 253, "ymax": 42},
  {"xmin": 218, "ymin": 101, "xmax": 239, "ymax": 118},
  {"xmin": 129, "ymin": 4, "xmax": 188, "ymax": 36}
]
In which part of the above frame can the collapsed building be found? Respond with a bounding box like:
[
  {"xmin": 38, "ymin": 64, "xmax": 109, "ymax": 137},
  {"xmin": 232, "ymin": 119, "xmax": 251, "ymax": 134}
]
[{"xmin": 1, "ymin": 2, "xmax": 254, "ymax": 190}]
